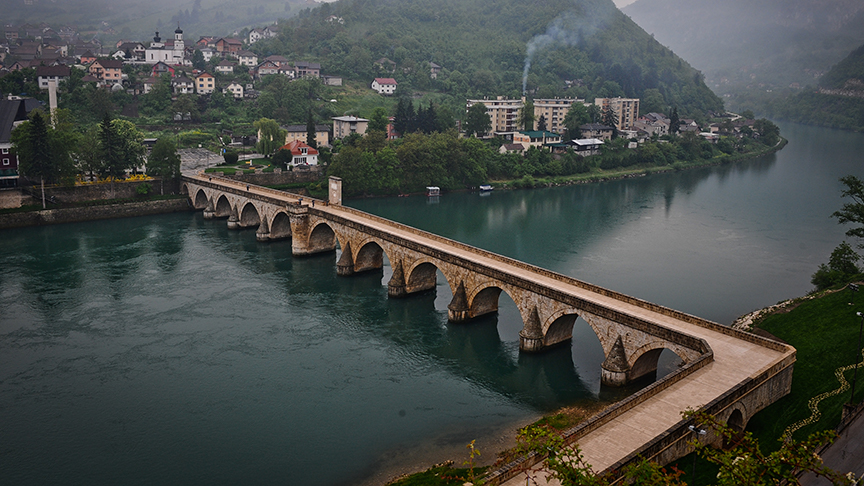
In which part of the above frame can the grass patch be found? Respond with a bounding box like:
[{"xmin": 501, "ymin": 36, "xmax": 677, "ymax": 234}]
[
  {"xmin": 385, "ymin": 463, "xmax": 487, "ymax": 486},
  {"xmin": 747, "ymin": 286, "xmax": 864, "ymax": 449}
]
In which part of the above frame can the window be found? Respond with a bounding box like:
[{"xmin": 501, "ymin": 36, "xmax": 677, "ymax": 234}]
[
  {"xmin": 1, "ymin": 148, "xmax": 7, "ymax": 154},
  {"xmin": 3, "ymin": 159, "xmax": 9, "ymax": 165}
]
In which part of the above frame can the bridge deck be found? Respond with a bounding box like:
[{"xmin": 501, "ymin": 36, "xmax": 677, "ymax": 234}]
[{"xmin": 187, "ymin": 176, "xmax": 793, "ymax": 482}]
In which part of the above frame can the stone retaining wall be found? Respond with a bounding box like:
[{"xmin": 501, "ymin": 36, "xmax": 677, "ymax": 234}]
[
  {"xmin": 0, "ymin": 198, "xmax": 193, "ymax": 229},
  {"xmin": 215, "ymin": 167, "xmax": 323, "ymax": 186},
  {"xmin": 18, "ymin": 179, "xmax": 182, "ymax": 205}
]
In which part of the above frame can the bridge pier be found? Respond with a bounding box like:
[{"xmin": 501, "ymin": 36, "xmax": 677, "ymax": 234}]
[
  {"xmin": 203, "ymin": 201, "xmax": 215, "ymax": 219},
  {"xmin": 388, "ymin": 261, "xmax": 407, "ymax": 297},
  {"xmin": 447, "ymin": 281, "xmax": 470, "ymax": 322},
  {"xmin": 289, "ymin": 205, "xmax": 337, "ymax": 256},
  {"xmin": 256, "ymin": 219, "xmax": 270, "ymax": 242},
  {"xmin": 336, "ymin": 242, "xmax": 354, "ymax": 276},
  {"xmin": 519, "ymin": 307, "xmax": 545, "ymax": 352},
  {"xmin": 601, "ymin": 336, "xmax": 631, "ymax": 386}
]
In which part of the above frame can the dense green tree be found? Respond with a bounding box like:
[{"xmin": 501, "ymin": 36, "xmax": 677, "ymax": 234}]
[
  {"xmin": 368, "ymin": 107, "xmax": 389, "ymax": 133},
  {"xmin": 393, "ymin": 97, "xmax": 415, "ymax": 135},
  {"xmin": 563, "ymin": 103, "xmax": 591, "ymax": 140},
  {"xmin": 254, "ymin": 117, "xmax": 286, "ymax": 156},
  {"xmin": 518, "ymin": 99, "xmax": 535, "ymax": 131},
  {"xmin": 537, "ymin": 115, "xmax": 547, "ymax": 132},
  {"xmin": 192, "ymin": 49, "xmax": 207, "ymax": 71},
  {"xmin": 11, "ymin": 110, "xmax": 75, "ymax": 207},
  {"xmin": 146, "ymin": 138, "xmax": 182, "ymax": 194},
  {"xmin": 811, "ymin": 241, "xmax": 861, "ymax": 290},
  {"xmin": 98, "ymin": 116, "xmax": 145, "ymax": 195},
  {"xmin": 669, "ymin": 107, "xmax": 680, "ymax": 134},
  {"xmin": 306, "ymin": 110, "xmax": 318, "ymax": 148},
  {"xmin": 832, "ymin": 175, "xmax": 864, "ymax": 245},
  {"xmin": 753, "ymin": 118, "xmax": 780, "ymax": 146},
  {"xmin": 464, "ymin": 103, "xmax": 491, "ymax": 137}
]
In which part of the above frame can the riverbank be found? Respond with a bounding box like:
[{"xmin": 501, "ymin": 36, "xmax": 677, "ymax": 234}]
[{"xmin": 0, "ymin": 196, "xmax": 192, "ymax": 229}]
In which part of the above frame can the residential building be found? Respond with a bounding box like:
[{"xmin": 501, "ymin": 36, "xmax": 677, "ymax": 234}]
[
  {"xmin": 282, "ymin": 124, "xmax": 331, "ymax": 148},
  {"xmin": 517, "ymin": 130, "xmax": 562, "ymax": 149},
  {"xmin": 142, "ymin": 76, "xmax": 160, "ymax": 94},
  {"xmin": 255, "ymin": 60, "xmax": 279, "ymax": 77},
  {"xmin": 115, "ymin": 41, "xmax": 145, "ymax": 60},
  {"xmin": 237, "ymin": 50, "xmax": 258, "ymax": 67},
  {"xmin": 569, "ymin": 138, "xmax": 605, "ymax": 156},
  {"xmin": 151, "ymin": 61, "xmax": 175, "ymax": 77},
  {"xmin": 594, "ymin": 97, "xmax": 640, "ymax": 130},
  {"xmin": 215, "ymin": 60, "xmax": 235, "ymax": 74},
  {"xmin": 499, "ymin": 143, "xmax": 525, "ymax": 155},
  {"xmin": 89, "ymin": 58, "xmax": 123, "ymax": 83},
  {"xmin": 532, "ymin": 98, "xmax": 584, "ymax": 134},
  {"xmin": 633, "ymin": 113, "xmax": 669, "ymax": 137},
  {"xmin": 332, "ymin": 116, "xmax": 368, "ymax": 139},
  {"xmin": 322, "ymin": 75, "xmax": 342, "ymax": 86},
  {"xmin": 371, "ymin": 77, "xmax": 397, "ymax": 95},
  {"xmin": 195, "ymin": 72, "xmax": 215, "ymax": 94},
  {"xmin": 466, "ymin": 97, "xmax": 523, "ymax": 135},
  {"xmin": 214, "ymin": 37, "xmax": 242, "ymax": 56},
  {"xmin": 430, "ymin": 62, "xmax": 441, "ymax": 79},
  {"xmin": 277, "ymin": 140, "xmax": 319, "ymax": 166},
  {"xmin": 224, "ymin": 82, "xmax": 243, "ymax": 99},
  {"xmin": 579, "ymin": 123, "xmax": 614, "ymax": 141},
  {"xmin": 294, "ymin": 61, "xmax": 320, "ymax": 78},
  {"xmin": 36, "ymin": 65, "xmax": 70, "ymax": 90},
  {"xmin": 172, "ymin": 75, "xmax": 194, "ymax": 94}
]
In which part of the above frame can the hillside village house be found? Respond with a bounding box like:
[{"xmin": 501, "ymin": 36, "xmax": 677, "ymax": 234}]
[
  {"xmin": 36, "ymin": 65, "xmax": 70, "ymax": 89},
  {"xmin": 215, "ymin": 60, "xmax": 235, "ymax": 74},
  {"xmin": 224, "ymin": 82, "xmax": 243, "ymax": 99},
  {"xmin": 594, "ymin": 97, "xmax": 640, "ymax": 130},
  {"xmin": 248, "ymin": 26, "xmax": 277, "ymax": 44},
  {"xmin": 466, "ymin": 97, "xmax": 523, "ymax": 135},
  {"xmin": 332, "ymin": 116, "xmax": 368, "ymax": 139},
  {"xmin": 237, "ymin": 51, "xmax": 258, "ymax": 67},
  {"xmin": 278, "ymin": 140, "xmax": 319, "ymax": 166},
  {"xmin": 172, "ymin": 75, "xmax": 194, "ymax": 94},
  {"xmin": 282, "ymin": 124, "xmax": 331, "ymax": 148},
  {"xmin": 195, "ymin": 72, "xmax": 215, "ymax": 94},
  {"xmin": 215, "ymin": 37, "xmax": 242, "ymax": 56},
  {"xmin": 142, "ymin": 76, "xmax": 160, "ymax": 94},
  {"xmin": 294, "ymin": 61, "xmax": 320, "ymax": 78},
  {"xmin": 151, "ymin": 61, "xmax": 175, "ymax": 77},
  {"xmin": 430, "ymin": 62, "xmax": 441, "ymax": 79},
  {"xmin": 533, "ymin": 98, "xmax": 584, "ymax": 134},
  {"xmin": 371, "ymin": 77, "xmax": 397, "ymax": 95},
  {"xmin": 89, "ymin": 58, "xmax": 123, "ymax": 83},
  {"xmin": 255, "ymin": 60, "xmax": 280, "ymax": 77}
]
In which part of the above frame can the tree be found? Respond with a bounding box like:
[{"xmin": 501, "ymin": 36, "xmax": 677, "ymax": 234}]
[
  {"xmin": 146, "ymin": 138, "xmax": 181, "ymax": 195},
  {"xmin": 464, "ymin": 103, "xmax": 491, "ymax": 138},
  {"xmin": 537, "ymin": 114, "xmax": 547, "ymax": 132},
  {"xmin": 394, "ymin": 97, "xmax": 415, "ymax": 135},
  {"xmin": 563, "ymin": 104, "xmax": 591, "ymax": 141},
  {"xmin": 98, "ymin": 116, "xmax": 145, "ymax": 196},
  {"xmin": 368, "ymin": 106, "xmax": 390, "ymax": 133},
  {"xmin": 11, "ymin": 109, "xmax": 76, "ymax": 208},
  {"xmin": 833, "ymin": 175, "xmax": 864, "ymax": 245},
  {"xmin": 601, "ymin": 105, "xmax": 618, "ymax": 136},
  {"xmin": 306, "ymin": 110, "xmax": 318, "ymax": 149},
  {"xmin": 669, "ymin": 106, "xmax": 680, "ymax": 134},
  {"xmin": 518, "ymin": 99, "xmax": 535, "ymax": 131},
  {"xmin": 812, "ymin": 241, "xmax": 861, "ymax": 290},
  {"xmin": 254, "ymin": 117, "xmax": 286, "ymax": 156},
  {"xmin": 192, "ymin": 49, "xmax": 206, "ymax": 71}
]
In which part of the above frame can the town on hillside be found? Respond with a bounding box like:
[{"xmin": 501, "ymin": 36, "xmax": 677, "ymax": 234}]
[{"xmin": 0, "ymin": 19, "xmax": 774, "ymax": 193}]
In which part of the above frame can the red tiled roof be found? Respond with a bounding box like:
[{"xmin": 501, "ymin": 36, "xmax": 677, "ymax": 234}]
[
  {"xmin": 279, "ymin": 140, "xmax": 319, "ymax": 156},
  {"xmin": 374, "ymin": 77, "xmax": 397, "ymax": 85}
]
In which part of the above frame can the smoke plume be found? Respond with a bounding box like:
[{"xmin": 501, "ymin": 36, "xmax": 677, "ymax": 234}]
[{"xmin": 522, "ymin": 3, "xmax": 614, "ymax": 94}]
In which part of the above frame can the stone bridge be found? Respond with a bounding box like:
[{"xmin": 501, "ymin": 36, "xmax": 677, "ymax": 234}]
[{"xmin": 181, "ymin": 174, "xmax": 796, "ymax": 482}]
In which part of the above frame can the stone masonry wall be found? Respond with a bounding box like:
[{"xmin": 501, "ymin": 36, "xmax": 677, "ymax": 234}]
[{"xmin": 0, "ymin": 199, "xmax": 193, "ymax": 229}]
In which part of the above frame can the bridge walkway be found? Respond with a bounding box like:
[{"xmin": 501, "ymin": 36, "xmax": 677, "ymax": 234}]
[{"xmin": 186, "ymin": 175, "xmax": 794, "ymax": 482}]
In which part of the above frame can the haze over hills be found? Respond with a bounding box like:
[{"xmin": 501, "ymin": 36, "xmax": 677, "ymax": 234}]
[
  {"xmin": 261, "ymin": 0, "xmax": 722, "ymax": 116},
  {"xmin": 622, "ymin": 0, "xmax": 864, "ymax": 102}
]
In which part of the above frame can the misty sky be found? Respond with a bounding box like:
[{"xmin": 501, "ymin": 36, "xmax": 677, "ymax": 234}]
[{"xmin": 613, "ymin": 0, "xmax": 637, "ymax": 7}]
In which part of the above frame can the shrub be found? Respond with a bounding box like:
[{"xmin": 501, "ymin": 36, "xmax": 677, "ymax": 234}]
[
  {"xmin": 223, "ymin": 150, "xmax": 239, "ymax": 165},
  {"xmin": 136, "ymin": 182, "xmax": 152, "ymax": 196}
]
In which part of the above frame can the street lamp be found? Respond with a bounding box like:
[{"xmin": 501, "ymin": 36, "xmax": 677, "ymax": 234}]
[
  {"xmin": 689, "ymin": 425, "xmax": 707, "ymax": 484},
  {"xmin": 851, "ymin": 312, "xmax": 864, "ymax": 406}
]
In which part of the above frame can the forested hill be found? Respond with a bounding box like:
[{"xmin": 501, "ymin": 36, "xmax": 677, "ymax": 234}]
[
  {"xmin": 820, "ymin": 43, "xmax": 864, "ymax": 91},
  {"xmin": 253, "ymin": 0, "xmax": 722, "ymax": 117}
]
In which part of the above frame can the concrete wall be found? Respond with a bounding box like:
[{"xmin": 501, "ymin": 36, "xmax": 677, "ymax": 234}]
[
  {"xmin": 0, "ymin": 188, "xmax": 25, "ymax": 209},
  {"xmin": 0, "ymin": 198, "xmax": 193, "ymax": 229}
]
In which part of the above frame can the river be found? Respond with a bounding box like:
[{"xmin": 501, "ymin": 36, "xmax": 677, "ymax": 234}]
[{"xmin": 0, "ymin": 123, "xmax": 861, "ymax": 485}]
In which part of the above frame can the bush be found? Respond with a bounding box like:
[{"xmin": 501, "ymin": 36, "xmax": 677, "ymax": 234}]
[
  {"xmin": 223, "ymin": 150, "xmax": 239, "ymax": 165},
  {"xmin": 136, "ymin": 182, "xmax": 152, "ymax": 196},
  {"xmin": 811, "ymin": 241, "xmax": 861, "ymax": 290}
]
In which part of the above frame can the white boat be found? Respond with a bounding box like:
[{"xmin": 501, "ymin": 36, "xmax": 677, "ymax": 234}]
[
  {"xmin": 479, "ymin": 184, "xmax": 493, "ymax": 192},
  {"xmin": 426, "ymin": 186, "xmax": 440, "ymax": 197}
]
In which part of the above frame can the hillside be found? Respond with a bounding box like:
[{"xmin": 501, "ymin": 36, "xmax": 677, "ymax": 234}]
[
  {"xmin": 253, "ymin": 0, "xmax": 722, "ymax": 117},
  {"xmin": 622, "ymin": 0, "xmax": 864, "ymax": 106},
  {"xmin": 758, "ymin": 42, "xmax": 864, "ymax": 132}
]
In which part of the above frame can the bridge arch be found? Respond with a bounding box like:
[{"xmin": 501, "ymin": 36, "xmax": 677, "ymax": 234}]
[
  {"xmin": 354, "ymin": 239, "xmax": 387, "ymax": 273},
  {"xmin": 214, "ymin": 194, "xmax": 232, "ymax": 218},
  {"xmin": 467, "ymin": 284, "xmax": 509, "ymax": 319},
  {"xmin": 544, "ymin": 313, "xmax": 580, "ymax": 348},
  {"xmin": 308, "ymin": 221, "xmax": 337, "ymax": 251},
  {"xmin": 628, "ymin": 342, "xmax": 688, "ymax": 382},
  {"xmin": 269, "ymin": 212, "xmax": 292, "ymax": 240},
  {"xmin": 192, "ymin": 188, "xmax": 208, "ymax": 209},
  {"xmin": 180, "ymin": 183, "xmax": 189, "ymax": 195},
  {"xmin": 239, "ymin": 202, "xmax": 261, "ymax": 228},
  {"xmin": 405, "ymin": 260, "xmax": 450, "ymax": 295}
]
